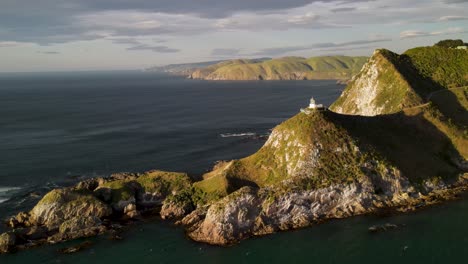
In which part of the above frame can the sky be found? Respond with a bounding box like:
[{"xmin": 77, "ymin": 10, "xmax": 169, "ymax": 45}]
[{"xmin": 0, "ymin": 0, "xmax": 467, "ymax": 72}]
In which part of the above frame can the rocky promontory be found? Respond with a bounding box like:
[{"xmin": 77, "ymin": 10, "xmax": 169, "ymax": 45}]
[{"xmin": 1, "ymin": 43, "xmax": 467, "ymax": 253}]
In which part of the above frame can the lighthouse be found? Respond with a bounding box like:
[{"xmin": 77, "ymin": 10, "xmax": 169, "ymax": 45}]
[
  {"xmin": 301, "ymin": 97, "xmax": 326, "ymax": 114},
  {"xmin": 309, "ymin": 97, "xmax": 324, "ymax": 109}
]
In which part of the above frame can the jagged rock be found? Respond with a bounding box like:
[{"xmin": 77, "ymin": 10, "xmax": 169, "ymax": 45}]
[
  {"xmin": 75, "ymin": 178, "xmax": 99, "ymax": 191},
  {"xmin": 178, "ymin": 207, "xmax": 208, "ymax": 230},
  {"xmin": 109, "ymin": 172, "xmax": 139, "ymax": 181},
  {"xmin": 187, "ymin": 187, "xmax": 263, "ymax": 245},
  {"xmin": 59, "ymin": 216, "xmax": 102, "ymax": 234},
  {"xmin": 0, "ymin": 232, "xmax": 16, "ymax": 253},
  {"xmin": 185, "ymin": 182, "xmax": 386, "ymax": 245},
  {"xmin": 50, "ymin": 225, "xmax": 106, "ymax": 243},
  {"xmin": 7, "ymin": 212, "xmax": 32, "ymax": 228},
  {"xmin": 160, "ymin": 199, "xmax": 193, "ymax": 220},
  {"xmin": 123, "ymin": 203, "xmax": 140, "ymax": 219},
  {"xmin": 30, "ymin": 188, "xmax": 112, "ymax": 229}
]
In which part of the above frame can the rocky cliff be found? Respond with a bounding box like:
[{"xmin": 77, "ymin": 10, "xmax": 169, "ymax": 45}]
[
  {"xmin": 184, "ymin": 46, "xmax": 468, "ymax": 245},
  {"xmin": 330, "ymin": 47, "xmax": 468, "ymax": 116},
  {"xmin": 184, "ymin": 108, "xmax": 467, "ymax": 244}
]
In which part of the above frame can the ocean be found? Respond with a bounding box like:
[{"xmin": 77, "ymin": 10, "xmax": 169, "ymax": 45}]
[{"xmin": 0, "ymin": 71, "xmax": 467, "ymax": 263}]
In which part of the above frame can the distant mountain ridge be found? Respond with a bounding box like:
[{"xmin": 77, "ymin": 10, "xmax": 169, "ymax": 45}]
[
  {"xmin": 189, "ymin": 56, "xmax": 368, "ymax": 81},
  {"xmin": 146, "ymin": 58, "xmax": 272, "ymax": 76},
  {"xmin": 146, "ymin": 60, "xmax": 228, "ymax": 75}
]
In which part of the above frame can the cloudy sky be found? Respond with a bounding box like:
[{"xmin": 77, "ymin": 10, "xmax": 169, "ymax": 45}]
[{"xmin": 0, "ymin": 0, "xmax": 467, "ymax": 72}]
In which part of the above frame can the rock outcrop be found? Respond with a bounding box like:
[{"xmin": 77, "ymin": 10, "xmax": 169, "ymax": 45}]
[
  {"xmin": 0, "ymin": 170, "xmax": 193, "ymax": 253},
  {"xmin": 29, "ymin": 189, "xmax": 112, "ymax": 229}
]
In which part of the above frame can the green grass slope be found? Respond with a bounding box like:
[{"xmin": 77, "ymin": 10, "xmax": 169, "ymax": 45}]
[
  {"xmin": 196, "ymin": 108, "xmax": 466, "ymax": 196},
  {"xmin": 331, "ymin": 46, "xmax": 468, "ymax": 116},
  {"xmin": 196, "ymin": 44, "xmax": 467, "ymax": 198},
  {"xmin": 404, "ymin": 46, "xmax": 468, "ymax": 88}
]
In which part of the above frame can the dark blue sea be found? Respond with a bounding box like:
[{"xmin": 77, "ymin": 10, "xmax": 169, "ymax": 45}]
[{"xmin": 0, "ymin": 71, "xmax": 467, "ymax": 263}]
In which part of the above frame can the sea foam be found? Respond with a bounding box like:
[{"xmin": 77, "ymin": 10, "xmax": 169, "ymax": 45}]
[
  {"xmin": 220, "ymin": 132, "xmax": 256, "ymax": 138},
  {"xmin": 0, "ymin": 186, "xmax": 21, "ymax": 204}
]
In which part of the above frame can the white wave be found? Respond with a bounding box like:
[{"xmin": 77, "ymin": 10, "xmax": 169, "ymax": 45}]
[
  {"xmin": 220, "ymin": 132, "xmax": 256, "ymax": 138},
  {"xmin": 0, "ymin": 186, "xmax": 22, "ymax": 204},
  {"xmin": 0, "ymin": 186, "xmax": 21, "ymax": 194}
]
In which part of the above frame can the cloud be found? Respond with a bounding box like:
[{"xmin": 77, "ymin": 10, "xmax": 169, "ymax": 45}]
[
  {"xmin": 287, "ymin": 13, "xmax": 320, "ymax": 25},
  {"xmin": 21, "ymin": 1, "xmax": 369, "ymax": 19},
  {"xmin": 214, "ymin": 11, "xmax": 340, "ymax": 32},
  {"xmin": 438, "ymin": 16, "xmax": 468, "ymax": 21},
  {"xmin": 0, "ymin": 41, "xmax": 26, "ymax": 47},
  {"xmin": 37, "ymin": 51, "xmax": 60, "ymax": 54},
  {"xmin": 443, "ymin": 0, "xmax": 468, "ymax": 3},
  {"xmin": 0, "ymin": 0, "xmax": 375, "ymax": 45},
  {"xmin": 110, "ymin": 38, "xmax": 142, "ymax": 45},
  {"xmin": 211, "ymin": 48, "xmax": 241, "ymax": 56},
  {"xmin": 126, "ymin": 45, "xmax": 180, "ymax": 53},
  {"xmin": 331, "ymin": 7, "xmax": 357, "ymax": 13},
  {"xmin": 0, "ymin": 0, "xmax": 466, "ymax": 50},
  {"xmin": 400, "ymin": 27, "xmax": 466, "ymax": 38},
  {"xmin": 250, "ymin": 38, "xmax": 391, "ymax": 56}
]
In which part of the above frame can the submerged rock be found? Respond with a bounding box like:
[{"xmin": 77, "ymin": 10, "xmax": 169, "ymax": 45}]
[
  {"xmin": 58, "ymin": 241, "xmax": 93, "ymax": 254},
  {"xmin": 0, "ymin": 232, "xmax": 16, "ymax": 254},
  {"xmin": 368, "ymin": 223, "xmax": 401, "ymax": 233}
]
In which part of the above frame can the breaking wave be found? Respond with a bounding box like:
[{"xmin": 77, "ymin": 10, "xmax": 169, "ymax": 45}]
[
  {"xmin": 220, "ymin": 132, "xmax": 257, "ymax": 138},
  {"xmin": 0, "ymin": 186, "xmax": 22, "ymax": 204}
]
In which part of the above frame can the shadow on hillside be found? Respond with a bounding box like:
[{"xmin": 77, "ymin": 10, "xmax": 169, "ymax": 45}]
[
  {"xmin": 327, "ymin": 111, "xmax": 463, "ymax": 183},
  {"xmin": 398, "ymin": 54, "xmax": 467, "ymax": 127},
  {"xmin": 226, "ymin": 177, "xmax": 259, "ymax": 193}
]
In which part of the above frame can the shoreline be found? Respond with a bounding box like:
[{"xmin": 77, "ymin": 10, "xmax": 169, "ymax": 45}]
[{"xmin": 1, "ymin": 169, "xmax": 467, "ymax": 253}]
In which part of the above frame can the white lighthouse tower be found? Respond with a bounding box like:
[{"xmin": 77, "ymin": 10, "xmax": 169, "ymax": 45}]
[
  {"xmin": 308, "ymin": 97, "xmax": 324, "ymax": 109},
  {"xmin": 301, "ymin": 97, "xmax": 326, "ymax": 114}
]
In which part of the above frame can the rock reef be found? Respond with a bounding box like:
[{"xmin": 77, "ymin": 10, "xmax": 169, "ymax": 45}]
[{"xmin": 1, "ymin": 170, "xmax": 193, "ymax": 253}]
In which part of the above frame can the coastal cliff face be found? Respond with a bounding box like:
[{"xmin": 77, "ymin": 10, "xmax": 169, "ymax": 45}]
[
  {"xmin": 189, "ymin": 56, "xmax": 367, "ymax": 81},
  {"xmin": 183, "ymin": 46, "xmax": 468, "ymax": 245},
  {"xmin": 184, "ymin": 109, "xmax": 466, "ymax": 244},
  {"xmin": 1, "ymin": 45, "xmax": 467, "ymax": 253},
  {"xmin": 330, "ymin": 50, "xmax": 424, "ymax": 116}
]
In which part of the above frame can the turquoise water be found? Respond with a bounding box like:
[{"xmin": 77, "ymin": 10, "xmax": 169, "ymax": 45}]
[
  {"xmin": 1, "ymin": 72, "xmax": 467, "ymax": 263},
  {"xmin": 3, "ymin": 196, "xmax": 468, "ymax": 263}
]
